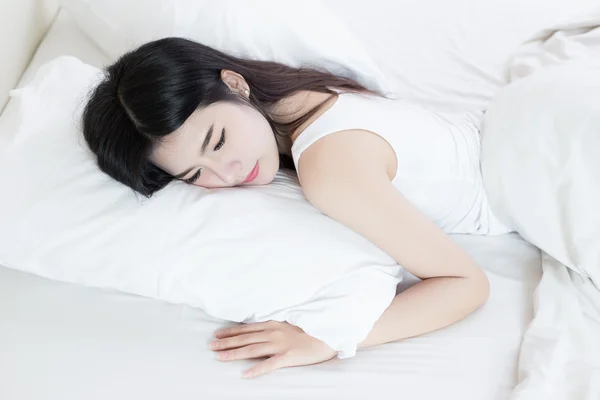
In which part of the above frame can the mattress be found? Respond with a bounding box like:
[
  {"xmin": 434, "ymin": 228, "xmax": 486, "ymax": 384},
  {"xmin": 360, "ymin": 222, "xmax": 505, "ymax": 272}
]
[{"xmin": 0, "ymin": 10, "xmax": 543, "ymax": 400}]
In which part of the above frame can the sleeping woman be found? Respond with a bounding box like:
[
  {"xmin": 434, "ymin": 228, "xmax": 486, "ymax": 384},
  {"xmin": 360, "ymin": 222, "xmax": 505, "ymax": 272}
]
[{"xmin": 82, "ymin": 37, "xmax": 512, "ymax": 378}]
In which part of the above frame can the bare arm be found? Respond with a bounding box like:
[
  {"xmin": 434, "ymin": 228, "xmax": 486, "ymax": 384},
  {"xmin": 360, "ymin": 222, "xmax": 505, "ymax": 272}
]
[
  {"xmin": 209, "ymin": 129, "xmax": 489, "ymax": 378},
  {"xmin": 359, "ymin": 263, "xmax": 488, "ymax": 348},
  {"xmin": 298, "ymin": 129, "xmax": 490, "ymax": 347}
]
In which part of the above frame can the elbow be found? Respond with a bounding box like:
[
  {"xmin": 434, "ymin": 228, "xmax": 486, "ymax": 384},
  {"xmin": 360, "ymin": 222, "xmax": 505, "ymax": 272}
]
[{"xmin": 471, "ymin": 268, "xmax": 490, "ymax": 308}]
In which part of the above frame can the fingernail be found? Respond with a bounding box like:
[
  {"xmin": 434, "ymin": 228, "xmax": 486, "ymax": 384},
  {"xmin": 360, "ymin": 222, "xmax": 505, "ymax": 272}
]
[
  {"xmin": 209, "ymin": 340, "xmax": 219, "ymax": 350},
  {"xmin": 242, "ymin": 371, "xmax": 252, "ymax": 379},
  {"xmin": 220, "ymin": 352, "xmax": 228, "ymax": 360}
]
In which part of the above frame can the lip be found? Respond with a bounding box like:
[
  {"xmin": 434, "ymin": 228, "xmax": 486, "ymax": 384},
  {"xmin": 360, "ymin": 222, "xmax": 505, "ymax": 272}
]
[{"xmin": 242, "ymin": 162, "xmax": 259, "ymax": 184}]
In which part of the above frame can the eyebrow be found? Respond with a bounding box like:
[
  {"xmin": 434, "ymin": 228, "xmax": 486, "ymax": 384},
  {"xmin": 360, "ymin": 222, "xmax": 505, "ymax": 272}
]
[
  {"xmin": 173, "ymin": 123, "xmax": 214, "ymax": 179},
  {"xmin": 200, "ymin": 123, "xmax": 214, "ymax": 155}
]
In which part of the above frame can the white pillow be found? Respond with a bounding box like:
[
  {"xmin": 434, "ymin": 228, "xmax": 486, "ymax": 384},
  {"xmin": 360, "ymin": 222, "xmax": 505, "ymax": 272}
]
[
  {"xmin": 0, "ymin": 56, "xmax": 403, "ymax": 358},
  {"xmin": 59, "ymin": 0, "xmax": 600, "ymax": 114},
  {"xmin": 57, "ymin": 0, "xmax": 389, "ymax": 92},
  {"xmin": 481, "ymin": 59, "xmax": 600, "ymax": 287}
]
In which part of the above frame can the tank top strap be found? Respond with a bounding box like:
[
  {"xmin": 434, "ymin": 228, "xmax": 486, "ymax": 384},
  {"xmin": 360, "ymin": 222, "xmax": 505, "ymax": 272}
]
[{"xmin": 291, "ymin": 93, "xmax": 367, "ymax": 174}]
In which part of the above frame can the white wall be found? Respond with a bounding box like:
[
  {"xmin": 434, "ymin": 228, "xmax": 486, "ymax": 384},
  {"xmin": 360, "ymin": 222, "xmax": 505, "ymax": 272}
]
[{"xmin": 0, "ymin": 0, "xmax": 59, "ymax": 112}]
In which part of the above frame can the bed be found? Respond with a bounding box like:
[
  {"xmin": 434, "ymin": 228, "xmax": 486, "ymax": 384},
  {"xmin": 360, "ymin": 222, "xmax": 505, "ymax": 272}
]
[
  {"xmin": 0, "ymin": 4, "xmax": 588, "ymax": 400},
  {"xmin": 0, "ymin": 9, "xmax": 542, "ymax": 400}
]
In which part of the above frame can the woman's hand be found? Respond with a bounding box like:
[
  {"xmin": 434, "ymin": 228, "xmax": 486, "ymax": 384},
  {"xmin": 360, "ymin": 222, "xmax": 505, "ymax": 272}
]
[{"xmin": 209, "ymin": 321, "xmax": 338, "ymax": 378}]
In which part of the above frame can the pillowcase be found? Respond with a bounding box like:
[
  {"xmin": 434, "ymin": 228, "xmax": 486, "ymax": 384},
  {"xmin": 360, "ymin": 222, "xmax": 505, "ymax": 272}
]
[
  {"xmin": 0, "ymin": 56, "xmax": 403, "ymax": 358},
  {"xmin": 480, "ymin": 58, "xmax": 600, "ymax": 287},
  {"xmin": 59, "ymin": 0, "xmax": 599, "ymax": 114},
  {"xmin": 57, "ymin": 0, "xmax": 389, "ymax": 92}
]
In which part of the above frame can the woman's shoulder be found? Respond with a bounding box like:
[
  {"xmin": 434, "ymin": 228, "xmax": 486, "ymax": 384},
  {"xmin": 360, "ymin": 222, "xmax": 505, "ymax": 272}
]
[
  {"xmin": 292, "ymin": 91, "xmax": 397, "ymax": 188},
  {"xmin": 296, "ymin": 127, "xmax": 397, "ymax": 192}
]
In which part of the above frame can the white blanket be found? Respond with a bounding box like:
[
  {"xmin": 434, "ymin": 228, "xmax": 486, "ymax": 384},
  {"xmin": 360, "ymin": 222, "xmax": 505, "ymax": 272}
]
[{"xmin": 501, "ymin": 9, "xmax": 600, "ymax": 400}]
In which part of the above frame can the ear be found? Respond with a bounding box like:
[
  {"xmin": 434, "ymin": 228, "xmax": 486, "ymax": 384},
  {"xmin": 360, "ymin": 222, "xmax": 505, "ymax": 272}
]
[{"xmin": 220, "ymin": 69, "xmax": 250, "ymax": 97}]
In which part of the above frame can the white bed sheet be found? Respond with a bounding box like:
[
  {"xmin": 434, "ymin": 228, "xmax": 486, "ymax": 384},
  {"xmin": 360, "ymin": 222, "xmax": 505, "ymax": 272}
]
[{"xmin": 0, "ymin": 10, "xmax": 543, "ymax": 400}]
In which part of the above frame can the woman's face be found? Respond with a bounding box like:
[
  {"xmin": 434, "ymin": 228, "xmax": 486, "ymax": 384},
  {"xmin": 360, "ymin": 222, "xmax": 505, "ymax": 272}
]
[{"xmin": 151, "ymin": 101, "xmax": 280, "ymax": 188}]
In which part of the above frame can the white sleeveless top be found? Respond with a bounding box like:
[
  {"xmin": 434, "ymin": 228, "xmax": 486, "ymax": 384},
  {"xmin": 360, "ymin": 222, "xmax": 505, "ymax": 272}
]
[{"xmin": 291, "ymin": 93, "xmax": 512, "ymax": 235}]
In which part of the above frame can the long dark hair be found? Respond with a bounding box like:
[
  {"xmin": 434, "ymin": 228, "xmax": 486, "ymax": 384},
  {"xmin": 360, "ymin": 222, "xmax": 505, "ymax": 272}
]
[{"xmin": 82, "ymin": 37, "xmax": 376, "ymax": 197}]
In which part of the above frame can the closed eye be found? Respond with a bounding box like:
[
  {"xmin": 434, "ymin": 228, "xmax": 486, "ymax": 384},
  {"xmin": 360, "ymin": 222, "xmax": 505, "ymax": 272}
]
[
  {"xmin": 183, "ymin": 168, "xmax": 202, "ymax": 184},
  {"xmin": 181, "ymin": 127, "xmax": 224, "ymax": 185},
  {"xmin": 214, "ymin": 127, "xmax": 226, "ymax": 151}
]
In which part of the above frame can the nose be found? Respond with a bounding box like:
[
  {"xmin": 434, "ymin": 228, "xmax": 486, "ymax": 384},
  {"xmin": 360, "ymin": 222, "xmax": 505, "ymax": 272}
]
[{"xmin": 213, "ymin": 160, "xmax": 242, "ymax": 186}]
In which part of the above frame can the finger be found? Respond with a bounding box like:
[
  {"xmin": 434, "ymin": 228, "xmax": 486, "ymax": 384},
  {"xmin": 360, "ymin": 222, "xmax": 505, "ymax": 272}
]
[
  {"xmin": 210, "ymin": 332, "xmax": 269, "ymax": 351},
  {"xmin": 242, "ymin": 355, "xmax": 288, "ymax": 379},
  {"xmin": 216, "ymin": 343, "xmax": 276, "ymax": 362},
  {"xmin": 214, "ymin": 322, "xmax": 270, "ymax": 339}
]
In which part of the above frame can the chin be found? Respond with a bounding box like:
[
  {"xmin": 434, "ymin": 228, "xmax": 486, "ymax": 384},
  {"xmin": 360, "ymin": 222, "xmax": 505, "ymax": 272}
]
[
  {"xmin": 261, "ymin": 175, "xmax": 277, "ymax": 185},
  {"xmin": 252, "ymin": 171, "xmax": 276, "ymax": 186},
  {"xmin": 255, "ymin": 158, "xmax": 279, "ymax": 185}
]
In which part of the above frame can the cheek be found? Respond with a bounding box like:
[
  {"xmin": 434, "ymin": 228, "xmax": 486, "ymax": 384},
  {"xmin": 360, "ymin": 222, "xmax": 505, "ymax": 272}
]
[
  {"xmin": 238, "ymin": 109, "xmax": 275, "ymax": 148},
  {"xmin": 192, "ymin": 172, "xmax": 226, "ymax": 189},
  {"xmin": 193, "ymin": 180, "xmax": 220, "ymax": 189},
  {"xmin": 228, "ymin": 127, "xmax": 270, "ymax": 157}
]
